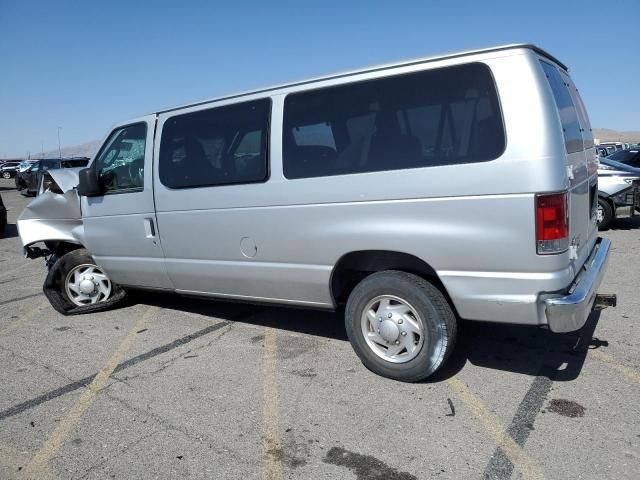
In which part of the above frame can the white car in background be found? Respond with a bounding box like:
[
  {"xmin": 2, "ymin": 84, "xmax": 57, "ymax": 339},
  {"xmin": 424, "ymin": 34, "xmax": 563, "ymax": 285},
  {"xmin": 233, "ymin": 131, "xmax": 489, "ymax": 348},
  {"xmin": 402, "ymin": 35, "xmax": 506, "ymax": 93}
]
[{"xmin": 597, "ymin": 157, "xmax": 640, "ymax": 229}]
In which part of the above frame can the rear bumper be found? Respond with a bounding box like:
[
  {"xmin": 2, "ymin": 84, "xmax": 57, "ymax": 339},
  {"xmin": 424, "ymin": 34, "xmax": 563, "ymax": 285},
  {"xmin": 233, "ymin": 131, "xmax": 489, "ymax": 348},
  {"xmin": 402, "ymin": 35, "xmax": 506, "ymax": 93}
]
[{"xmin": 544, "ymin": 237, "xmax": 611, "ymax": 333}]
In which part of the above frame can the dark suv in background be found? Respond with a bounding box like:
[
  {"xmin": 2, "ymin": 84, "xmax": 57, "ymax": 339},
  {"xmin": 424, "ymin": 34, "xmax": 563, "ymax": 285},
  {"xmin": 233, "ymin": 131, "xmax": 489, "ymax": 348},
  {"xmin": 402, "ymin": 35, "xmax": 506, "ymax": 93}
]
[
  {"xmin": 607, "ymin": 148, "xmax": 640, "ymax": 169},
  {"xmin": 0, "ymin": 161, "xmax": 21, "ymax": 179},
  {"xmin": 16, "ymin": 157, "xmax": 89, "ymax": 196}
]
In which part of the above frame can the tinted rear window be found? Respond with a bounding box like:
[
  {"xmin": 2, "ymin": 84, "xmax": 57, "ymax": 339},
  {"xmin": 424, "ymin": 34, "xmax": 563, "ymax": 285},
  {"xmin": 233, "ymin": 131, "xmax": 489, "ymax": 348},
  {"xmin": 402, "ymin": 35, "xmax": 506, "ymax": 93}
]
[
  {"xmin": 540, "ymin": 61, "xmax": 583, "ymax": 154},
  {"xmin": 283, "ymin": 63, "xmax": 505, "ymax": 179}
]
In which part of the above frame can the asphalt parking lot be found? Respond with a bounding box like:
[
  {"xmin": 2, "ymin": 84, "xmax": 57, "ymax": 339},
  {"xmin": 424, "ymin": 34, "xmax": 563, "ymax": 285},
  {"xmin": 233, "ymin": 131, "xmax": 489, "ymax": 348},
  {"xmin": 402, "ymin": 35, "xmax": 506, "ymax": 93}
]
[{"xmin": 0, "ymin": 178, "xmax": 638, "ymax": 480}]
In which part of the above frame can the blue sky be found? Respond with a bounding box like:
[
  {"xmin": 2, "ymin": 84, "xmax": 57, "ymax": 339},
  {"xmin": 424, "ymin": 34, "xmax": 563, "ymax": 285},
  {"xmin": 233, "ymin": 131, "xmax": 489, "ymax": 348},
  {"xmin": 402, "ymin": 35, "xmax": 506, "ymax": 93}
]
[{"xmin": 1, "ymin": 0, "xmax": 638, "ymax": 157}]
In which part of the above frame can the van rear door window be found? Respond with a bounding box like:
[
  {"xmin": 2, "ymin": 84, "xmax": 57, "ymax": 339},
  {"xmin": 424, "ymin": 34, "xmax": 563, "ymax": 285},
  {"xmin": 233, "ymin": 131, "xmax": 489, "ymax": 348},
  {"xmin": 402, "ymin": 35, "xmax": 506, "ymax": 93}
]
[
  {"xmin": 562, "ymin": 73, "xmax": 594, "ymax": 149},
  {"xmin": 540, "ymin": 61, "xmax": 583, "ymax": 154},
  {"xmin": 282, "ymin": 63, "xmax": 505, "ymax": 179}
]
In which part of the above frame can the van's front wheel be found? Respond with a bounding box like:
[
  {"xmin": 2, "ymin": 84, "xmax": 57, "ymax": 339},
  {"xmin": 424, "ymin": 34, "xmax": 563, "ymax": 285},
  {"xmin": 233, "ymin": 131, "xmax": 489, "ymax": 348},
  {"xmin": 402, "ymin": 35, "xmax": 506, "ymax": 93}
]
[
  {"xmin": 44, "ymin": 249, "xmax": 127, "ymax": 315},
  {"xmin": 345, "ymin": 271, "xmax": 457, "ymax": 382},
  {"xmin": 65, "ymin": 263, "xmax": 113, "ymax": 306}
]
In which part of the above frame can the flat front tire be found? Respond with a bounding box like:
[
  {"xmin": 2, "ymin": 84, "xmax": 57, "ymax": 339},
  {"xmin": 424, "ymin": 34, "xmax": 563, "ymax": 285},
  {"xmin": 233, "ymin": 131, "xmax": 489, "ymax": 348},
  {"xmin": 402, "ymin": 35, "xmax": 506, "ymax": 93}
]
[
  {"xmin": 44, "ymin": 249, "xmax": 127, "ymax": 315},
  {"xmin": 345, "ymin": 270, "xmax": 457, "ymax": 382}
]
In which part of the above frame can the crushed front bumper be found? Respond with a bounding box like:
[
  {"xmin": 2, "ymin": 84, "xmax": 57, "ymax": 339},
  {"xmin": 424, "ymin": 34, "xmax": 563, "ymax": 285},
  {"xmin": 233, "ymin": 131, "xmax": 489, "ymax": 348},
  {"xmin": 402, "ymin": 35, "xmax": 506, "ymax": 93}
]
[{"xmin": 545, "ymin": 237, "xmax": 612, "ymax": 333}]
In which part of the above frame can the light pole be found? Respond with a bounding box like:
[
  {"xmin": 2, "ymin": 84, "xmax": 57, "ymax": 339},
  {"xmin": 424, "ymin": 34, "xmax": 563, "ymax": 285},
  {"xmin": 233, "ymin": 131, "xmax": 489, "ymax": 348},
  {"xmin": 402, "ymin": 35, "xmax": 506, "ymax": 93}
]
[{"xmin": 57, "ymin": 126, "xmax": 62, "ymax": 159}]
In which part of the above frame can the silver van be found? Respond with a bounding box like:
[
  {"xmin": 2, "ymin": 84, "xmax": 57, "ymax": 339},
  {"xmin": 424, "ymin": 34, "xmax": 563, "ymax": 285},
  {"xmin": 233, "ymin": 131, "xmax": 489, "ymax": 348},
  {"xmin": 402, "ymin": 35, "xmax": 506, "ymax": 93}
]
[{"xmin": 18, "ymin": 44, "xmax": 615, "ymax": 381}]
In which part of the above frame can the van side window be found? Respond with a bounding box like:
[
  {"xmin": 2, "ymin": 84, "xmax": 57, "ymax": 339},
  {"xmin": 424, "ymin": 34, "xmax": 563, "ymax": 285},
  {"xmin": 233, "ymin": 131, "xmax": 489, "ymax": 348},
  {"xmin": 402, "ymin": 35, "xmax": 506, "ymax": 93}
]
[
  {"xmin": 282, "ymin": 63, "xmax": 505, "ymax": 179},
  {"xmin": 539, "ymin": 61, "xmax": 583, "ymax": 154},
  {"xmin": 95, "ymin": 123, "xmax": 147, "ymax": 194},
  {"xmin": 159, "ymin": 99, "xmax": 270, "ymax": 189}
]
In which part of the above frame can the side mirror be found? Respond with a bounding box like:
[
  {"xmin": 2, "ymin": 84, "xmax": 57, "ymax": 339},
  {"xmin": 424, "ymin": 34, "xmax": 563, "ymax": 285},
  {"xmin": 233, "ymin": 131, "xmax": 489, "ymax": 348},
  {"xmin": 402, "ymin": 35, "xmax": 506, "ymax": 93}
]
[{"xmin": 77, "ymin": 167, "xmax": 102, "ymax": 197}]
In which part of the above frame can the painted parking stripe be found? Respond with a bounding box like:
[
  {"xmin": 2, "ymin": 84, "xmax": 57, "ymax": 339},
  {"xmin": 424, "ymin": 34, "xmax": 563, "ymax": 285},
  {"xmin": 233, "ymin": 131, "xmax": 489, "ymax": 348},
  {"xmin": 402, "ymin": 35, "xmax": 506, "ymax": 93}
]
[
  {"xmin": 590, "ymin": 348, "xmax": 640, "ymax": 384},
  {"xmin": 446, "ymin": 377, "xmax": 545, "ymax": 480},
  {"xmin": 0, "ymin": 316, "xmax": 238, "ymax": 422},
  {"xmin": 262, "ymin": 326, "xmax": 282, "ymax": 480},
  {"xmin": 22, "ymin": 307, "xmax": 156, "ymax": 478}
]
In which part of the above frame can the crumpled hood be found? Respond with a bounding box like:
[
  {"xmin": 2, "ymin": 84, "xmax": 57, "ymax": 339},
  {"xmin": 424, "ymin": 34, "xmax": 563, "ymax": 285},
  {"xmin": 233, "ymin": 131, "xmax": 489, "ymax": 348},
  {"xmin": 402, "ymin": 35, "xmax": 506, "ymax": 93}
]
[
  {"xmin": 17, "ymin": 169, "xmax": 85, "ymax": 248},
  {"xmin": 48, "ymin": 167, "xmax": 82, "ymax": 193}
]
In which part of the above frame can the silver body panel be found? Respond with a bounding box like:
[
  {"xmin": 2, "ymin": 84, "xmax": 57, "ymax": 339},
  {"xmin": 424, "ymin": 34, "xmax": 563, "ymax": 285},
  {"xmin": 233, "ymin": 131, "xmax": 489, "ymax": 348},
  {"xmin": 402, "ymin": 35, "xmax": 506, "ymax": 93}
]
[
  {"xmin": 80, "ymin": 116, "xmax": 173, "ymax": 290},
  {"xmin": 18, "ymin": 44, "xmax": 608, "ymax": 331}
]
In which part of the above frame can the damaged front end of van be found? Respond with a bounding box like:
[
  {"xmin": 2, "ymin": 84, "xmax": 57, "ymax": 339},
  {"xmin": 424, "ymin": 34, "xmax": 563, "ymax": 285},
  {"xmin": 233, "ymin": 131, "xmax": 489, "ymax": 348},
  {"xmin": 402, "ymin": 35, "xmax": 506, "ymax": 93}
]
[
  {"xmin": 17, "ymin": 168, "xmax": 126, "ymax": 315},
  {"xmin": 19, "ymin": 168, "xmax": 85, "ymax": 261}
]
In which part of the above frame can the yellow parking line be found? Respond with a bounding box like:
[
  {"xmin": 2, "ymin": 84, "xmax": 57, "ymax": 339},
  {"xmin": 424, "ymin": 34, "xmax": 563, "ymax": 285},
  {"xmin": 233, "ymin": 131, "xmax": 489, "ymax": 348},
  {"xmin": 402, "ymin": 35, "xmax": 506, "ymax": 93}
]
[
  {"xmin": 22, "ymin": 306, "xmax": 155, "ymax": 479},
  {"xmin": 446, "ymin": 377, "xmax": 545, "ymax": 480},
  {"xmin": 0, "ymin": 300, "xmax": 48, "ymax": 335},
  {"xmin": 261, "ymin": 326, "xmax": 282, "ymax": 480},
  {"xmin": 590, "ymin": 349, "xmax": 640, "ymax": 384}
]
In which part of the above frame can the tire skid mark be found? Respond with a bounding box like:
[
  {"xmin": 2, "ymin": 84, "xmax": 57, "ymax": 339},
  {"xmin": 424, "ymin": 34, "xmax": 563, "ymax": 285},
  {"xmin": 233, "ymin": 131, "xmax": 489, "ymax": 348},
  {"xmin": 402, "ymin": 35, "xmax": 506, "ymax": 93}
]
[
  {"xmin": 22, "ymin": 306, "xmax": 156, "ymax": 479},
  {"xmin": 446, "ymin": 377, "xmax": 545, "ymax": 480},
  {"xmin": 0, "ymin": 317, "xmax": 237, "ymax": 422}
]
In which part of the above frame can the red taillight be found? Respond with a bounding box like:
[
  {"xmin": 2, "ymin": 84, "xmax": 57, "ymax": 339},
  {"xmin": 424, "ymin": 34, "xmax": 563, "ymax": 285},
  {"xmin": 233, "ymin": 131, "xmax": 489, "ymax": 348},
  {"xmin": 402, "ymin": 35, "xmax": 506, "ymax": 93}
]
[{"xmin": 536, "ymin": 192, "xmax": 569, "ymax": 254}]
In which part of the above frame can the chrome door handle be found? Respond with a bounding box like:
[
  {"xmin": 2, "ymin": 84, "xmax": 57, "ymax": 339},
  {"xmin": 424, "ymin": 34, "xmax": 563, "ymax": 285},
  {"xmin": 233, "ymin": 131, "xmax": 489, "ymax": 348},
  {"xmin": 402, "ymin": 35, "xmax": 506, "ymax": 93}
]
[{"xmin": 144, "ymin": 218, "xmax": 156, "ymax": 239}]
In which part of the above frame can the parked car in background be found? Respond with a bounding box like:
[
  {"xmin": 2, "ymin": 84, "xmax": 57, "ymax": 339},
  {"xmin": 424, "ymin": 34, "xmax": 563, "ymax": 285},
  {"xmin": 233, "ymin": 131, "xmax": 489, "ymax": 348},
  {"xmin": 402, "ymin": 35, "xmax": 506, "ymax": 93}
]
[
  {"xmin": 595, "ymin": 146, "xmax": 609, "ymax": 157},
  {"xmin": 18, "ymin": 44, "xmax": 615, "ymax": 382},
  {"xmin": 597, "ymin": 157, "xmax": 640, "ymax": 229},
  {"xmin": 598, "ymin": 145, "xmax": 617, "ymax": 156},
  {"xmin": 0, "ymin": 161, "xmax": 21, "ymax": 179},
  {"xmin": 606, "ymin": 148, "xmax": 640, "ymax": 169},
  {"xmin": 599, "ymin": 142, "xmax": 627, "ymax": 151},
  {"xmin": 16, "ymin": 157, "xmax": 89, "ymax": 196},
  {"xmin": 0, "ymin": 194, "xmax": 6, "ymax": 235}
]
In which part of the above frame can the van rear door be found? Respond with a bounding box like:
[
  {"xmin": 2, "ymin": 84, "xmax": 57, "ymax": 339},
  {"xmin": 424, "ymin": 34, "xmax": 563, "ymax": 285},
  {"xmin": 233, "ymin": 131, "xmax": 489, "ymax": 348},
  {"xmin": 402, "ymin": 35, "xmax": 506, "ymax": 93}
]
[{"xmin": 539, "ymin": 60, "xmax": 598, "ymax": 271}]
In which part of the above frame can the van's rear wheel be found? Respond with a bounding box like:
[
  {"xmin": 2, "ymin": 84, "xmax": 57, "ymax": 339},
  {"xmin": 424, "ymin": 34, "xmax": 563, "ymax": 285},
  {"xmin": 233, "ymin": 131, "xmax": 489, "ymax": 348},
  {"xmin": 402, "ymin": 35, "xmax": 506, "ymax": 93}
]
[{"xmin": 345, "ymin": 270, "xmax": 457, "ymax": 382}]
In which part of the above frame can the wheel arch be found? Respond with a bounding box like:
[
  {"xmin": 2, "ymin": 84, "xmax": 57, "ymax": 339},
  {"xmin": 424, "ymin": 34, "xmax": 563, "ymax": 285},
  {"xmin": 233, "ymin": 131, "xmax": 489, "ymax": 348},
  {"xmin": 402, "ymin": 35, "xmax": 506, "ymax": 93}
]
[
  {"xmin": 44, "ymin": 240, "xmax": 86, "ymax": 257},
  {"xmin": 330, "ymin": 250, "xmax": 449, "ymax": 306}
]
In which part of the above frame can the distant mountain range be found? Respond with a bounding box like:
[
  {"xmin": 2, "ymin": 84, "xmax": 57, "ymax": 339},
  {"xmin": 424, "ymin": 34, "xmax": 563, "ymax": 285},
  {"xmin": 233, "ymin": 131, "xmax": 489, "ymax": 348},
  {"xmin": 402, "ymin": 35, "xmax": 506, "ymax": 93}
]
[
  {"xmin": 30, "ymin": 127, "xmax": 640, "ymax": 160},
  {"xmin": 593, "ymin": 128, "xmax": 640, "ymax": 143},
  {"xmin": 38, "ymin": 140, "xmax": 102, "ymax": 159}
]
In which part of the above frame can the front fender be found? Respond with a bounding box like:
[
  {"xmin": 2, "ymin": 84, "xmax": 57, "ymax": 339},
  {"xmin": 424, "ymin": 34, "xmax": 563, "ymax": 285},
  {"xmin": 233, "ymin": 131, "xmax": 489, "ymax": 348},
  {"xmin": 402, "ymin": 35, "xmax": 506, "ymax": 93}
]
[{"xmin": 17, "ymin": 189, "xmax": 85, "ymax": 248}]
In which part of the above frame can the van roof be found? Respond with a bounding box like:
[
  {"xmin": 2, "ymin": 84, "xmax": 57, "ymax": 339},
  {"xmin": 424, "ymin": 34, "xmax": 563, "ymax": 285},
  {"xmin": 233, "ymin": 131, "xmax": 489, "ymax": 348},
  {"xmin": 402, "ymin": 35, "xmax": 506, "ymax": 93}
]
[{"xmin": 156, "ymin": 43, "xmax": 566, "ymax": 116}]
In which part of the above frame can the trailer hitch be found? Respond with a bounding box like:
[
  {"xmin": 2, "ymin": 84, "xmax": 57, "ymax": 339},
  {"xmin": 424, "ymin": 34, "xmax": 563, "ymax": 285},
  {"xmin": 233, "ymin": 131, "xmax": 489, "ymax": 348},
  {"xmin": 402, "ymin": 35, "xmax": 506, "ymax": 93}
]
[{"xmin": 594, "ymin": 294, "xmax": 617, "ymax": 310}]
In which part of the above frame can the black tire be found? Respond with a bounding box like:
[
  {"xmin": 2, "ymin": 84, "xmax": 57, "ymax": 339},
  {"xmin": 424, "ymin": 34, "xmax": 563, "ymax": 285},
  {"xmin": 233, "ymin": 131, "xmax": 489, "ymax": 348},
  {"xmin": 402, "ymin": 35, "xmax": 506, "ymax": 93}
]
[
  {"xmin": 597, "ymin": 198, "xmax": 613, "ymax": 231},
  {"xmin": 43, "ymin": 248, "xmax": 127, "ymax": 315},
  {"xmin": 2, "ymin": 172, "xmax": 11, "ymax": 179},
  {"xmin": 345, "ymin": 270, "xmax": 457, "ymax": 382}
]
